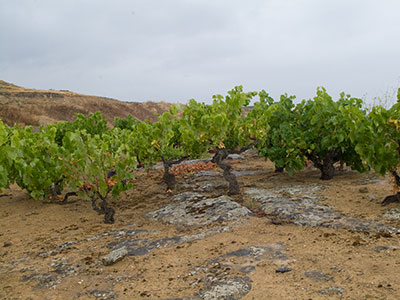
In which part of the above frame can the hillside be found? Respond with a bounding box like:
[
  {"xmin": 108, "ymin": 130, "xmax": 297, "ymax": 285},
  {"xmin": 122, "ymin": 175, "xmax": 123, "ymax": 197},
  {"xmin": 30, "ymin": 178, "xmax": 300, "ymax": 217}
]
[{"xmin": 0, "ymin": 80, "xmax": 175, "ymax": 126}]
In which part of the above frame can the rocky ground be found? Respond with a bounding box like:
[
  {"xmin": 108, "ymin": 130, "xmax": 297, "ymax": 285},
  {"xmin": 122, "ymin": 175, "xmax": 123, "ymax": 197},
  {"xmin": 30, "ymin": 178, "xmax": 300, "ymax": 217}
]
[{"xmin": 1, "ymin": 153, "xmax": 400, "ymax": 299}]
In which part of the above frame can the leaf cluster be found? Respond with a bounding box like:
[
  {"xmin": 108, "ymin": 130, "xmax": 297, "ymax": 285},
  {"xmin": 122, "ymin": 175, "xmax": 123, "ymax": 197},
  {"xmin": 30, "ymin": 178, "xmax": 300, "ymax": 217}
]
[
  {"xmin": 251, "ymin": 87, "xmax": 368, "ymax": 176},
  {"xmin": 52, "ymin": 112, "xmax": 108, "ymax": 146},
  {"xmin": 0, "ymin": 121, "xmax": 13, "ymax": 190},
  {"xmin": 8, "ymin": 126, "xmax": 65, "ymax": 199},
  {"xmin": 343, "ymin": 101, "xmax": 400, "ymax": 175},
  {"xmin": 181, "ymin": 86, "xmax": 257, "ymax": 152},
  {"xmin": 61, "ymin": 130, "xmax": 136, "ymax": 201}
]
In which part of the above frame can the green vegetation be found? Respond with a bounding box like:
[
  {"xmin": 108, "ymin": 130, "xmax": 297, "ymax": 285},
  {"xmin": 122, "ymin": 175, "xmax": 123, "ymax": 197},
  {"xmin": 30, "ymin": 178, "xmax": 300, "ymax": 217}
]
[
  {"xmin": 61, "ymin": 129, "xmax": 136, "ymax": 223},
  {"xmin": 249, "ymin": 88, "xmax": 368, "ymax": 179},
  {"xmin": 1, "ymin": 86, "xmax": 400, "ymax": 223},
  {"xmin": 10, "ymin": 125, "xmax": 65, "ymax": 200},
  {"xmin": 343, "ymin": 100, "xmax": 400, "ymax": 204},
  {"xmin": 181, "ymin": 86, "xmax": 257, "ymax": 194},
  {"xmin": 0, "ymin": 121, "xmax": 13, "ymax": 190}
]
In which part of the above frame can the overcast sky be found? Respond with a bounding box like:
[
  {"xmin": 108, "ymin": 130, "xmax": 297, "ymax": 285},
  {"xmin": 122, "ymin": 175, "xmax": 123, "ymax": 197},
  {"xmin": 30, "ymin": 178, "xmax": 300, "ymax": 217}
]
[{"xmin": 1, "ymin": 0, "xmax": 400, "ymax": 105}]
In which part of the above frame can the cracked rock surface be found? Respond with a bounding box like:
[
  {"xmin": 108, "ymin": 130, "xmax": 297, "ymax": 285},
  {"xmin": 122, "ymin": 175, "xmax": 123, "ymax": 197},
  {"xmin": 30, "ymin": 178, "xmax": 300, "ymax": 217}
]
[
  {"xmin": 147, "ymin": 193, "xmax": 252, "ymax": 227},
  {"xmin": 245, "ymin": 184, "xmax": 400, "ymax": 233},
  {"xmin": 1, "ymin": 156, "xmax": 400, "ymax": 299}
]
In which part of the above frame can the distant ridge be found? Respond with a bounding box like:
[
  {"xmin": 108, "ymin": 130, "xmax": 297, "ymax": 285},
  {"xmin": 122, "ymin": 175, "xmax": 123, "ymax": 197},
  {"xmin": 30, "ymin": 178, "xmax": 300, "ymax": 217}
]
[{"xmin": 0, "ymin": 80, "xmax": 175, "ymax": 126}]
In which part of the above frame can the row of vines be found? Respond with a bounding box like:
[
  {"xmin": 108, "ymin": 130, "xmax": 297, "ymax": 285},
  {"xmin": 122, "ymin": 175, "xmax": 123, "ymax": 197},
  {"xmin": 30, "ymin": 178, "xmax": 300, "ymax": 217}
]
[{"xmin": 0, "ymin": 86, "xmax": 399, "ymax": 223}]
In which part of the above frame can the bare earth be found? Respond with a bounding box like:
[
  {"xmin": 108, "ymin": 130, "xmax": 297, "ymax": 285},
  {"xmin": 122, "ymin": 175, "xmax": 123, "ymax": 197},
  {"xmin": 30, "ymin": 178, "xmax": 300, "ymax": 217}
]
[
  {"xmin": 1, "ymin": 154, "xmax": 400, "ymax": 300},
  {"xmin": 0, "ymin": 80, "xmax": 174, "ymax": 127}
]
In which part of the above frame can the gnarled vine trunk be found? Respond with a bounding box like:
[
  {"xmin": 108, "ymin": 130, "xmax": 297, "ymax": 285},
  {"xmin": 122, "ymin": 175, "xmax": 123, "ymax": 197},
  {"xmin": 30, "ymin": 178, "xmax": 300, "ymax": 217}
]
[
  {"xmin": 161, "ymin": 156, "xmax": 186, "ymax": 191},
  {"xmin": 382, "ymin": 141, "xmax": 400, "ymax": 206},
  {"xmin": 99, "ymin": 196, "xmax": 115, "ymax": 224},
  {"xmin": 381, "ymin": 170, "xmax": 400, "ymax": 206},
  {"xmin": 63, "ymin": 191, "xmax": 77, "ymax": 203},
  {"xmin": 90, "ymin": 193, "xmax": 115, "ymax": 224},
  {"xmin": 62, "ymin": 187, "xmax": 115, "ymax": 224},
  {"xmin": 212, "ymin": 147, "xmax": 240, "ymax": 195},
  {"xmin": 308, "ymin": 149, "xmax": 340, "ymax": 180},
  {"xmin": 211, "ymin": 141, "xmax": 257, "ymax": 195},
  {"xmin": 50, "ymin": 178, "xmax": 64, "ymax": 202},
  {"xmin": 381, "ymin": 192, "xmax": 400, "ymax": 206},
  {"xmin": 319, "ymin": 157, "xmax": 336, "ymax": 180}
]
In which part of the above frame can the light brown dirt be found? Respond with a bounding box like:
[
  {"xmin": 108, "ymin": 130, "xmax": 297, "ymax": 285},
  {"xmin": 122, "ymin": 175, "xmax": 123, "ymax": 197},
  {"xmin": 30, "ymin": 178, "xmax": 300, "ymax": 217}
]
[
  {"xmin": 0, "ymin": 80, "xmax": 175, "ymax": 126},
  {"xmin": 1, "ymin": 157, "xmax": 400, "ymax": 300}
]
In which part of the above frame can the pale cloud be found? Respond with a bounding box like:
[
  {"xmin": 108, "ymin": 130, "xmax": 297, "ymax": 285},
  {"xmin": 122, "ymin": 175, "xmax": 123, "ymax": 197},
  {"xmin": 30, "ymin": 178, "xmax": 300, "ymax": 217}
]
[{"xmin": 1, "ymin": 0, "xmax": 399, "ymax": 104}]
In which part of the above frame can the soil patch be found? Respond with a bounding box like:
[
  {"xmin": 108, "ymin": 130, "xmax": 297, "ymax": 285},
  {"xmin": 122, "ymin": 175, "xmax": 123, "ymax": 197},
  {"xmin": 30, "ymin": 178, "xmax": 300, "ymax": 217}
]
[{"xmin": 1, "ymin": 155, "xmax": 400, "ymax": 299}]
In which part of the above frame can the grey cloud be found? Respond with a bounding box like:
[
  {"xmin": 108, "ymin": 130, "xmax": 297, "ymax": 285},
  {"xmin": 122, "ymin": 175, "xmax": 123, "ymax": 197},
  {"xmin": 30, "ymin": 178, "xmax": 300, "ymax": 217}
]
[{"xmin": 0, "ymin": 0, "xmax": 399, "ymax": 104}]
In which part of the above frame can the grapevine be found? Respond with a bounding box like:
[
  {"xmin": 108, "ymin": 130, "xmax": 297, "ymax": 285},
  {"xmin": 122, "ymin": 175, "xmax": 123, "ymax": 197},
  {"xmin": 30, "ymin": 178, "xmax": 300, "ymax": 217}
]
[{"xmin": 1, "ymin": 85, "xmax": 400, "ymax": 221}]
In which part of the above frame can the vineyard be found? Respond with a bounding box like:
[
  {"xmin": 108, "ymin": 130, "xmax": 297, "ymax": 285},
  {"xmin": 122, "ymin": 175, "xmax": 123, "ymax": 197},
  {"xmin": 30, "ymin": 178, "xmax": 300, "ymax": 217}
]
[
  {"xmin": 1, "ymin": 86, "xmax": 400, "ymax": 223},
  {"xmin": 2, "ymin": 87, "xmax": 400, "ymax": 299}
]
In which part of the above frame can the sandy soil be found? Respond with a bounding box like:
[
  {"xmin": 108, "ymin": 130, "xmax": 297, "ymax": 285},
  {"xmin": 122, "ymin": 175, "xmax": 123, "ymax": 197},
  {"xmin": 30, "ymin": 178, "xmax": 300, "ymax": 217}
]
[{"xmin": 1, "ymin": 156, "xmax": 400, "ymax": 300}]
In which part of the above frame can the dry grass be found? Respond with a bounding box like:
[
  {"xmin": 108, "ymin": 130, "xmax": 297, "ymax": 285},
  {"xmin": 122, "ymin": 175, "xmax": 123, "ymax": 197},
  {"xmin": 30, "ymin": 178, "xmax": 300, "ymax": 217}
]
[
  {"xmin": 0, "ymin": 80, "xmax": 175, "ymax": 126},
  {"xmin": 0, "ymin": 105, "xmax": 39, "ymax": 126}
]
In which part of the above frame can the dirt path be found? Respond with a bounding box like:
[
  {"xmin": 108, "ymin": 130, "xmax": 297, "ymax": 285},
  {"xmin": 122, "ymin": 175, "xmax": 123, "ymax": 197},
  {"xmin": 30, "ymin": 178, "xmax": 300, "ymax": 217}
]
[{"xmin": 1, "ymin": 155, "xmax": 400, "ymax": 299}]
